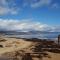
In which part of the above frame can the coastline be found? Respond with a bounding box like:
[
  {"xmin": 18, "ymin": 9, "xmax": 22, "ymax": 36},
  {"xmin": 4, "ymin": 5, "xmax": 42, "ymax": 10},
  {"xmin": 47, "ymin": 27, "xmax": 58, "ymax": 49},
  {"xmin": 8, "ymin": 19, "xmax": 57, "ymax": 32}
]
[{"xmin": 0, "ymin": 36, "xmax": 60, "ymax": 60}]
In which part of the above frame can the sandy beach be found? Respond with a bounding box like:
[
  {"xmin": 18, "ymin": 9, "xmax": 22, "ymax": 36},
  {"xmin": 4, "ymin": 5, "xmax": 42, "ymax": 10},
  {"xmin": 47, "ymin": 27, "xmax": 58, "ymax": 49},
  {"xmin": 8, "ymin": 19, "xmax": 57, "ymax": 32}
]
[
  {"xmin": 0, "ymin": 37, "xmax": 60, "ymax": 60},
  {"xmin": 0, "ymin": 37, "xmax": 33, "ymax": 54}
]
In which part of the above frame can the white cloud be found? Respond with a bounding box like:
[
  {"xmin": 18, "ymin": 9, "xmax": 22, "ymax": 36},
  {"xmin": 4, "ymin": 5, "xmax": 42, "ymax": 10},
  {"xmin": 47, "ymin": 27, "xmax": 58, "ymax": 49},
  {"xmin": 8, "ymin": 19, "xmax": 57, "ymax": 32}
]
[
  {"xmin": 0, "ymin": 0, "xmax": 7, "ymax": 5},
  {"xmin": 29, "ymin": 0, "xmax": 60, "ymax": 9},
  {"xmin": 31, "ymin": 0, "xmax": 52, "ymax": 8},
  {"xmin": 51, "ymin": 26, "xmax": 60, "ymax": 32},
  {"xmin": 0, "ymin": 0, "xmax": 19, "ymax": 15},
  {"xmin": 0, "ymin": 0, "xmax": 59, "ymax": 15},
  {"xmin": 0, "ymin": 19, "xmax": 59, "ymax": 32}
]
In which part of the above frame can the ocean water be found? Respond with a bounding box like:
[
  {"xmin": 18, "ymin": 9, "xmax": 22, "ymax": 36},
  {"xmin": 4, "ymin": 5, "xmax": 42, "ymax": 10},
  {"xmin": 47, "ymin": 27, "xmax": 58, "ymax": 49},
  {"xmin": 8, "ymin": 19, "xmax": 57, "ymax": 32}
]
[
  {"xmin": 6, "ymin": 33, "xmax": 60, "ymax": 39},
  {"xmin": 15, "ymin": 34, "xmax": 58, "ymax": 39}
]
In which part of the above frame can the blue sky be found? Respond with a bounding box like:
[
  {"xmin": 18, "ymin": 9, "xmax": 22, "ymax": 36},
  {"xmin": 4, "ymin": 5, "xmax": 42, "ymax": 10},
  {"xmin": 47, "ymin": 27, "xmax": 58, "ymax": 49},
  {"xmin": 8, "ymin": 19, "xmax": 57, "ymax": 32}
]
[{"xmin": 0, "ymin": 0, "xmax": 60, "ymax": 32}]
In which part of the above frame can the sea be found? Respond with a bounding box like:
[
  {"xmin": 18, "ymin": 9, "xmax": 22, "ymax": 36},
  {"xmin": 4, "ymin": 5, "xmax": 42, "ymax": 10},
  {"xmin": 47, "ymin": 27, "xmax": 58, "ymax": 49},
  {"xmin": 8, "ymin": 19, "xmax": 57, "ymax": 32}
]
[{"xmin": 5, "ymin": 32, "xmax": 60, "ymax": 40}]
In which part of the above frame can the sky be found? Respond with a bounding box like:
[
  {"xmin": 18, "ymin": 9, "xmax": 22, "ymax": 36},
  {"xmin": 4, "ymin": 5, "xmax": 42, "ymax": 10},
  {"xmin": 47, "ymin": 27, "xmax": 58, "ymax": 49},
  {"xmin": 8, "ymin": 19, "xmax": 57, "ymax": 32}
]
[{"xmin": 0, "ymin": 0, "xmax": 60, "ymax": 32}]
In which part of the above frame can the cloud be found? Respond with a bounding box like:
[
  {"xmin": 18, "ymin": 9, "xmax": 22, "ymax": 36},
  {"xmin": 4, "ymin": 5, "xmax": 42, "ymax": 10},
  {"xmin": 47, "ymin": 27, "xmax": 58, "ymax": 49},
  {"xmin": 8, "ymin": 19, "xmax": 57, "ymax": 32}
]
[
  {"xmin": 51, "ymin": 26, "xmax": 60, "ymax": 32},
  {"xmin": 51, "ymin": 3, "xmax": 60, "ymax": 9},
  {"xmin": 27, "ymin": 0, "xmax": 60, "ymax": 9},
  {"xmin": 0, "ymin": 0, "xmax": 19, "ymax": 15},
  {"xmin": 0, "ymin": 0, "xmax": 59, "ymax": 15},
  {"xmin": 30, "ymin": 0, "xmax": 52, "ymax": 8},
  {"xmin": 0, "ymin": 19, "xmax": 59, "ymax": 32}
]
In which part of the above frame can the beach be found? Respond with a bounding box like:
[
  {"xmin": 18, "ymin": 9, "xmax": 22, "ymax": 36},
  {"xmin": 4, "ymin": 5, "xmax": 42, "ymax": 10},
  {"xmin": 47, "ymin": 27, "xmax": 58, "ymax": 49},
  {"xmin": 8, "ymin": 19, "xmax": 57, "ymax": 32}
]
[{"xmin": 0, "ymin": 37, "xmax": 60, "ymax": 60}]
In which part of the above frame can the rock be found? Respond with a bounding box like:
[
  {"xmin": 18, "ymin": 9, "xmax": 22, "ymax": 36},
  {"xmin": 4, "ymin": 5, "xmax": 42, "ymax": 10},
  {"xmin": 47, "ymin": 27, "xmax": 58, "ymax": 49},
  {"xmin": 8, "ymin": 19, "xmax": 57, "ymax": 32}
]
[{"xmin": 0, "ymin": 45, "xmax": 3, "ymax": 48}]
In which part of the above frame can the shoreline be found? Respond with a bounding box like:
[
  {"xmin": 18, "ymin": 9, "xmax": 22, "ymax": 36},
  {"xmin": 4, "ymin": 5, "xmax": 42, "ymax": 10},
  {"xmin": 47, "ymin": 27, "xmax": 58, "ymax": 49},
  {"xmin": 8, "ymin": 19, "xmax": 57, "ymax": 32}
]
[{"xmin": 0, "ymin": 36, "xmax": 60, "ymax": 60}]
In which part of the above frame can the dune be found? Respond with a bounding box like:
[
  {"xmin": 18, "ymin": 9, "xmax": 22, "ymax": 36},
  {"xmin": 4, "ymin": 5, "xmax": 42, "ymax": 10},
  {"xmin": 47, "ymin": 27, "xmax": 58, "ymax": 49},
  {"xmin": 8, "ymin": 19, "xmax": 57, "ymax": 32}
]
[
  {"xmin": 0, "ymin": 37, "xmax": 60, "ymax": 60},
  {"xmin": 0, "ymin": 37, "xmax": 33, "ymax": 55},
  {"xmin": 43, "ymin": 52, "xmax": 60, "ymax": 60}
]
